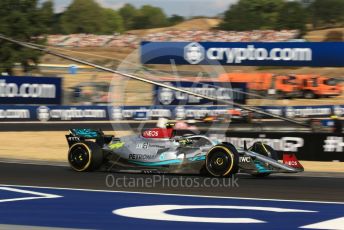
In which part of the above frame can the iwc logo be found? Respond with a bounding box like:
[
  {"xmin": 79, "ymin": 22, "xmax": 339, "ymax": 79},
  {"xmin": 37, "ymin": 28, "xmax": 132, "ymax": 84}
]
[
  {"xmin": 158, "ymin": 83, "xmax": 174, "ymax": 105},
  {"xmin": 184, "ymin": 42, "xmax": 205, "ymax": 64},
  {"xmin": 37, "ymin": 106, "xmax": 50, "ymax": 122}
]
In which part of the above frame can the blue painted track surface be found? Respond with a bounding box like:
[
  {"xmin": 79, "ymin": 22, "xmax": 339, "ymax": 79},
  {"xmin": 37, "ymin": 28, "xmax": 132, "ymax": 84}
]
[{"xmin": 0, "ymin": 185, "xmax": 343, "ymax": 229}]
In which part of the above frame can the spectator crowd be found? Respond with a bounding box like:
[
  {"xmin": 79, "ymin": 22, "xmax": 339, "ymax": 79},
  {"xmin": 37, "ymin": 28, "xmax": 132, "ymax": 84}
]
[{"xmin": 47, "ymin": 30, "xmax": 299, "ymax": 48}]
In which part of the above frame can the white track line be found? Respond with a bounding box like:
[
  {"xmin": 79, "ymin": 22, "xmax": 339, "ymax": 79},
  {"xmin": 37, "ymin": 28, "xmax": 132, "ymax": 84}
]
[
  {"xmin": 0, "ymin": 186, "xmax": 62, "ymax": 203},
  {"xmin": 1, "ymin": 184, "xmax": 344, "ymax": 205},
  {"xmin": 300, "ymin": 217, "xmax": 344, "ymax": 230}
]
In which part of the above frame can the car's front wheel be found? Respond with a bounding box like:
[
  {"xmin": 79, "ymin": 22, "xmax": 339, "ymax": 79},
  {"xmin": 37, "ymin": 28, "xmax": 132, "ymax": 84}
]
[
  {"xmin": 205, "ymin": 143, "xmax": 239, "ymax": 177},
  {"xmin": 68, "ymin": 141, "xmax": 103, "ymax": 172}
]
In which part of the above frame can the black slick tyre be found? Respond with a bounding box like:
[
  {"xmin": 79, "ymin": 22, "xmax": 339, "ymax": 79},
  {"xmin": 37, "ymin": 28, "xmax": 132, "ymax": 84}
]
[
  {"xmin": 205, "ymin": 143, "xmax": 239, "ymax": 177},
  {"xmin": 68, "ymin": 141, "xmax": 103, "ymax": 172}
]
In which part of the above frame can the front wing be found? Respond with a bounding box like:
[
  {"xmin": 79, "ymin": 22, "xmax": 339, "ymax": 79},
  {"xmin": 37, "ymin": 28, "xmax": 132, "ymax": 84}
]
[{"xmin": 239, "ymin": 150, "xmax": 304, "ymax": 174}]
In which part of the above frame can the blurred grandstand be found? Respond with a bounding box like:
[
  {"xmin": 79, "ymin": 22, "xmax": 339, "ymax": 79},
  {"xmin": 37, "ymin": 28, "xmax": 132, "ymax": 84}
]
[{"xmin": 47, "ymin": 29, "xmax": 300, "ymax": 48}]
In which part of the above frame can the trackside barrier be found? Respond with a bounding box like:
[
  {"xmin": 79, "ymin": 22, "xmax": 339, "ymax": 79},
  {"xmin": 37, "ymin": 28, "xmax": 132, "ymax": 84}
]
[
  {"xmin": 221, "ymin": 132, "xmax": 344, "ymax": 162},
  {"xmin": 0, "ymin": 105, "xmax": 229, "ymax": 121},
  {"xmin": 0, "ymin": 105, "xmax": 343, "ymax": 161},
  {"xmin": 154, "ymin": 81, "xmax": 247, "ymax": 105},
  {"xmin": 177, "ymin": 131, "xmax": 344, "ymax": 162},
  {"xmin": 0, "ymin": 105, "xmax": 342, "ymax": 121}
]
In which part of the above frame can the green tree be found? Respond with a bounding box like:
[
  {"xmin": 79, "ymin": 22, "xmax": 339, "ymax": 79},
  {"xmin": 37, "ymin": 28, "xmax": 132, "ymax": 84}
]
[
  {"xmin": 167, "ymin": 14, "xmax": 185, "ymax": 26},
  {"xmin": 40, "ymin": 0, "xmax": 54, "ymax": 32},
  {"xmin": 276, "ymin": 1, "xmax": 307, "ymax": 34},
  {"xmin": 103, "ymin": 8, "xmax": 124, "ymax": 34},
  {"xmin": 132, "ymin": 5, "xmax": 168, "ymax": 29},
  {"xmin": 310, "ymin": 0, "xmax": 344, "ymax": 28},
  {"xmin": 60, "ymin": 0, "xmax": 123, "ymax": 34},
  {"xmin": 119, "ymin": 4, "xmax": 138, "ymax": 30},
  {"xmin": 0, "ymin": 0, "xmax": 48, "ymax": 74},
  {"xmin": 219, "ymin": 0, "xmax": 284, "ymax": 30},
  {"xmin": 51, "ymin": 13, "xmax": 63, "ymax": 34},
  {"xmin": 60, "ymin": 0, "xmax": 106, "ymax": 34}
]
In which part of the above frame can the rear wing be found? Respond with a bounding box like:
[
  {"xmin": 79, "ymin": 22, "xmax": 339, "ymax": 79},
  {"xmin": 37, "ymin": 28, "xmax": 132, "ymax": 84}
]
[{"xmin": 66, "ymin": 129, "xmax": 113, "ymax": 147}]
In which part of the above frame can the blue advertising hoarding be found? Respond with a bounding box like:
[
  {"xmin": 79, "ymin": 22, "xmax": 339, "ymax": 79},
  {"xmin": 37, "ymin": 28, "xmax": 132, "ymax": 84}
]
[
  {"xmin": 0, "ymin": 106, "xmax": 108, "ymax": 121},
  {"xmin": 0, "ymin": 76, "xmax": 62, "ymax": 104},
  {"xmin": 112, "ymin": 105, "xmax": 231, "ymax": 120},
  {"xmin": 0, "ymin": 105, "xmax": 34, "ymax": 120},
  {"xmin": 0, "ymin": 104, "xmax": 342, "ymax": 122},
  {"xmin": 154, "ymin": 81, "xmax": 247, "ymax": 105},
  {"xmin": 261, "ymin": 104, "xmax": 344, "ymax": 119},
  {"xmin": 141, "ymin": 42, "xmax": 344, "ymax": 67}
]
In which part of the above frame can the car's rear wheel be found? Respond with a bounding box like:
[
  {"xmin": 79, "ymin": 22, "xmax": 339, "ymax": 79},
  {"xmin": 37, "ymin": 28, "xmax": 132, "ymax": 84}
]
[
  {"xmin": 68, "ymin": 141, "xmax": 103, "ymax": 172},
  {"xmin": 205, "ymin": 143, "xmax": 239, "ymax": 177},
  {"xmin": 249, "ymin": 142, "xmax": 278, "ymax": 177}
]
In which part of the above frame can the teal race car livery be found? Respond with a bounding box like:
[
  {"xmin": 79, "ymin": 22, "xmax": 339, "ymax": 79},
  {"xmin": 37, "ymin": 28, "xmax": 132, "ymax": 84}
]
[{"xmin": 66, "ymin": 126, "xmax": 304, "ymax": 177}]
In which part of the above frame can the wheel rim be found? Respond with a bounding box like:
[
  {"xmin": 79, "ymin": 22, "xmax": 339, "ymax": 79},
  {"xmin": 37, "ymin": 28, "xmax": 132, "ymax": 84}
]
[
  {"xmin": 69, "ymin": 145, "xmax": 90, "ymax": 171},
  {"xmin": 207, "ymin": 151, "xmax": 230, "ymax": 176},
  {"xmin": 216, "ymin": 157, "xmax": 224, "ymax": 166}
]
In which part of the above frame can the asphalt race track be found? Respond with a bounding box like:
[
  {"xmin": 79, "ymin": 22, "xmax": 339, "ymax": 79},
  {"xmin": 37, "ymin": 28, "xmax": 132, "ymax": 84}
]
[
  {"xmin": 1, "ymin": 162, "xmax": 344, "ymax": 201},
  {"xmin": 1, "ymin": 162, "xmax": 344, "ymax": 229}
]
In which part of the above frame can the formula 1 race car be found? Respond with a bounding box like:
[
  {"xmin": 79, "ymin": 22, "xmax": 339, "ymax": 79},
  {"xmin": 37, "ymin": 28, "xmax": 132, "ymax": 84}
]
[{"xmin": 66, "ymin": 126, "xmax": 304, "ymax": 177}]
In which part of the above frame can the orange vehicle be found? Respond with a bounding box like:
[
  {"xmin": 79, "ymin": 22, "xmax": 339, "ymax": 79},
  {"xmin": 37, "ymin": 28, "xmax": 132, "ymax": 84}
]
[
  {"xmin": 291, "ymin": 75, "xmax": 342, "ymax": 99},
  {"xmin": 202, "ymin": 108, "xmax": 251, "ymax": 123},
  {"xmin": 218, "ymin": 72, "xmax": 299, "ymax": 98}
]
